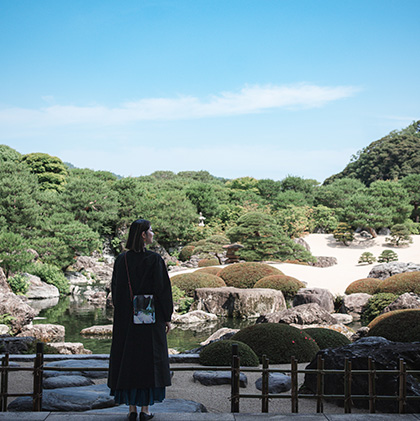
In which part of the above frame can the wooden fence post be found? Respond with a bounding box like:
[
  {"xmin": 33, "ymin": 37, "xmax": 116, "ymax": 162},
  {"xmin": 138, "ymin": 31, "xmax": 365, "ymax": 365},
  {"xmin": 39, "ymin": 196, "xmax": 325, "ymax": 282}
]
[
  {"xmin": 368, "ymin": 357, "xmax": 376, "ymax": 413},
  {"xmin": 291, "ymin": 356, "xmax": 298, "ymax": 413},
  {"xmin": 231, "ymin": 343, "xmax": 240, "ymax": 413},
  {"xmin": 261, "ymin": 354, "xmax": 269, "ymax": 413},
  {"xmin": 344, "ymin": 358, "xmax": 352, "ymax": 413},
  {"xmin": 32, "ymin": 342, "xmax": 44, "ymax": 412},
  {"xmin": 316, "ymin": 355, "xmax": 324, "ymax": 413},
  {"xmin": 0, "ymin": 353, "xmax": 9, "ymax": 412},
  {"xmin": 398, "ymin": 358, "xmax": 407, "ymax": 414}
]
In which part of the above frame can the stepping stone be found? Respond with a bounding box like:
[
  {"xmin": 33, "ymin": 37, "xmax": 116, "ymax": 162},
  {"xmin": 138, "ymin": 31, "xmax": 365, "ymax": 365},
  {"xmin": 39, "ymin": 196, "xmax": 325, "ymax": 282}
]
[
  {"xmin": 193, "ymin": 370, "xmax": 247, "ymax": 387},
  {"xmin": 43, "ymin": 374, "xmax": 94, "ymax": 389},
  {"xmin": 43, "ymin": 359, "xmax": 108, "ymax": 379},
  {"xmin": 255, "ymin": 373, "xmax": 291, "ymax": 393},
  {"xmin": 8, "ymin": 383, "xmax": 114, "ymax": 412}
]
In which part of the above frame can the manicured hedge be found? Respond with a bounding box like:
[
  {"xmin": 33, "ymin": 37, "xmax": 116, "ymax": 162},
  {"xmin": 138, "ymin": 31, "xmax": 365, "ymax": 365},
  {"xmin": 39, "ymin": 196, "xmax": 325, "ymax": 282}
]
[
  {"xmin": 302, "ymin": 327, "xmax": 351, "ymax": 350},
  {"xmin": 171, "ymin": 272, "xmax": 226, "ymax": 297},
  {"xmin": 254, "ymin": 275, "xmax": 305, "ymax": 300},
  {"xmin": 376, "ymin": 271, "xmax": 420, "ymax": 295},
  {"xmin": 199, "ymin": 340, "xmax": 259, "ymax": 367},
  {"xmin": 344, "ymin": 278, "xmax": 381, "ymax": 295}
]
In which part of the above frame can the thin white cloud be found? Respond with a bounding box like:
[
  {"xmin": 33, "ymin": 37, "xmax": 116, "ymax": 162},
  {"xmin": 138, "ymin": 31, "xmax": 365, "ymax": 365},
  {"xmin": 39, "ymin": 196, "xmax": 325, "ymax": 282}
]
[{"xmin": 0, "ymin": 83, "xmax": 359, "ymax": 128}]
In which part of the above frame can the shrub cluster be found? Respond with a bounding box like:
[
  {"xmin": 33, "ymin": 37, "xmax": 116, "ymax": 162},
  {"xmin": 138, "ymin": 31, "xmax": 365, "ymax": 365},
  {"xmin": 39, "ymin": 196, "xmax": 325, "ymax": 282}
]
[
  {"xmin": 253, "ymin": 275, "xmax": 305, "ymax": 300},
  {"xmin": 171, "ymin": 285, "xmax": 194, "ymax": 314},
  {"xmin": 197, "ymin": 258, "xmax": 219, "ymax": 267},
  {"xmin": 29, "ymin": 263, "xmax": 69, "ymax": 295},
  {"xmin": 361, "ymin": 293, "xmax": 398, "ymax": 326},
  {"xmin": 218, "ymin": 263, "xmax": 283, "ymax": 289},
  {"xmin": 170, "ymin": 272, "xmax": 226, "ymax": 297},
  {"xmin": 367, "ymin": 309, "xmax": 420, "ymax": 342},
  {"xmin": 195, "ymin": 267, "xmax": 222, "ymax": 276},
  {"xmin": 301, "ymin": 327, "xmax": 351, "ymax": 350},
  {"xmin": 344, "ymin": 278, "xmax": 381, "ymax": 295},
  {"xmin": 199, "ymin": 340, "xmax": 259, "ymax": 367},
  {"xmin": 179, "ymin": 245, "xmax": 195, "ymax": 262},
  {"xmin": 7, "ymin": 273, "xmax": 29, "ymax": 295},
  {"xmin": 377, "ymin": 271, "xmax": 420, "ymax": 295},
  {"xmin": 231, "ymin": 323, "xmax": 320, "ymax": 363}
]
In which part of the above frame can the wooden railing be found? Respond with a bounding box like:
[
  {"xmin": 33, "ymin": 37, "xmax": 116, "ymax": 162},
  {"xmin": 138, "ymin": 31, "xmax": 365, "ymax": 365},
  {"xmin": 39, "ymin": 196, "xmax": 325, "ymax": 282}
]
[{"xmin": 1, "ymin": 343, "xmax": 419, "ymax": 413}]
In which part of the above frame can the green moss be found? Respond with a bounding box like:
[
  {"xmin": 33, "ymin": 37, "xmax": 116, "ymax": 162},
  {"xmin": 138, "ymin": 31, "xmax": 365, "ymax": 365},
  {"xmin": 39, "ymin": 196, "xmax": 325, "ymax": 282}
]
[
  {"xmin": 367, "ymin": 309, "xmax": 420, "ymax": 342},
  {"xmin": 231, "ymin": 323, "xmax": 320, "ymax": 363},
  {"xmin": 361, "ymin": 293, "xmax": 398, "ymax": 325},
  {"xmin": 170, "ymin": 272, "xmax": 226, "ymax": 297},
  {"xmin": 218, "ymin": 263, "xmax": 283, "ymax": 289},
  {"xmin": 377, "ymin": 271, "xmax": 420, "ymax": 295},
  {"xmin": 253, "ymin": 275, "xmax": 305, "ymax": 300},
  {"xmin": 345, "ymin": 278, "xmax": 381, "ymax": 295},
  {"xmin": 302, "ymin": 328, "xmax": 351, "ymax": 350},
  {"xmin": 199, "ymin": 340, "xmax": 259, "ymax": 367}
]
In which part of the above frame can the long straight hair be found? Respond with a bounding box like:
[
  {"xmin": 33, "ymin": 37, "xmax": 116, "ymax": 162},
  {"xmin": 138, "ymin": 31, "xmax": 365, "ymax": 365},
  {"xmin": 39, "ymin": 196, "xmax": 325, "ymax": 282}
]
[{"xmin": 125, "ymin": 219, "xmax": 151, "ymax": 252}]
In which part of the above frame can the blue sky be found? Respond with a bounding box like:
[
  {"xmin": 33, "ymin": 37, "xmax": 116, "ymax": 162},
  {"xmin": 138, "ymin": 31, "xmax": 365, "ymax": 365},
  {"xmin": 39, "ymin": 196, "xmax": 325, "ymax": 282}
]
[{"xmin": 1, "ymin": 0, "xmax": 419, "ymax": 182}]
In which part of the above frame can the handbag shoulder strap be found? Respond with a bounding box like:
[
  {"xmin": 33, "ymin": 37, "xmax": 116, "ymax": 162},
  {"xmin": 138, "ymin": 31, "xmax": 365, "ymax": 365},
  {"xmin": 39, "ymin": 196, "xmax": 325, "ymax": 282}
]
[{"xmin": 124, "ymin": 252, "xmax": 134, "ymax": 301}]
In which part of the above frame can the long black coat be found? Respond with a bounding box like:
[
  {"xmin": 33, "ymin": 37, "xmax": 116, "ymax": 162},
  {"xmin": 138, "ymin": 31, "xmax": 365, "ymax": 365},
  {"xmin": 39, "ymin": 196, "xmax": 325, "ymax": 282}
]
[{"xmin": 107, "ymin": 250, "xmax": 173, "ymax": 391}]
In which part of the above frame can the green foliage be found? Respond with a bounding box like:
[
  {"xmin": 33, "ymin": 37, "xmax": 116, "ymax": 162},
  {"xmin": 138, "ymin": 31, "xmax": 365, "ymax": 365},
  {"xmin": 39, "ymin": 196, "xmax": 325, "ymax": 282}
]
[
  {"xmin": 179, "ymin": 245, "xmax": 195, "ymax": 262},
  {"xmin": 400, "ymin": 174, "xmax": 420, "ymax": 222},
  {"xmin": 29, "ymin": 263, "xmax": 70, "ymax": 295},
  {"xmin": 0, "ymin": 313, "xmax": 14, "ymax": 328},
  {"xmin": 185, "ymin": 182, "xmax": 220, "ymax": 219},
  {"xmin": 0, "ymin": 145, "xmax": 21, "ymax": 163},
  {"xmin": 344, "ymin": 278, "xmax": 381, "ymax": 295},
  {"xmin": 325, "ymin": 121, "xmax": 420, "ymax": 186},
  {"xmin": 171, "ymin": 285, "xmax": 194, "ymax": 314},
  {"xmin": 170, "ymin": 272, "xmax": 226, "ymax": 297},
  {"xmin": 386, "ymin": 224, "xmax": 413, "ymax": 246},
  {"xmin": 360, "ymin": 293, "xmax": 398, "ymax": 326},
  {"xmin": 302, "ymin": 328, "xmax": 351, "ymax": 349},
  {"xmin": 0, "ymin": 231, "xmax": 33, "ymax": 277},
  {"xmin": 226, "ymin": 176, "xmax": 259, "ymax": 192},
  {"xmin": 192, "ymin": 234, "xmax": 230, "ymax": 263},
  {"xmin": 367, "ymin": 309, "xmax": 420, "ymax": 342},
  {"xmin": 377, "ymin": 249, "xmax": 398, "ymax": 263},
  {"xmin": 358, "ymin": 252, "xmax": 376, "ymax": 265},
  {"xmin": 197, "ymin": 258, "xmax": 219, "ymax": 267},
  {"xmin": 253, "ymin": 275, "xmax": 305, "ymax": 300},
  {"xmin": 8, "ymin": 273, "xmax": 29, "ymax": 295},
  {"xmin": 218, "ymin": 262, "xmax": 283, "ymax": 289},
  {"xmin": 275, "ymin": 205, "xmax": 314, "ymax": 238},
  {"xmin": 227, "ymin": 212, "xmax": 315, "ymax": 263},
  {"xmin": 333, "ymin": 223, "xmax": 354, "ymax": 246},
  {"xmin": 199, "ymin": 340, "xmax": 259, "ymax": 367},
  {"xmin": 231, "ymin": 323, "xmax": 320, "ymax": 363},
  {"xmin": 195, "ymin": 267, "xmax": 222, "ymax": 276},
  {"xmin": 377, "ymin": 271, "xmax": 420, "ymax": 295},
  {"xmin": 311, "ymin": 205, "xmax": 339, "ymax": 233}
]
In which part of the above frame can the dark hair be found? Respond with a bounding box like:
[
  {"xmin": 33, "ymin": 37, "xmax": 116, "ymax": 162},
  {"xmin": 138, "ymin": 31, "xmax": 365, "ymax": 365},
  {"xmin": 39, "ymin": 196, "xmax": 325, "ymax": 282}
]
[{"xmin": 125, "ymin": 219, "xmax": 151, "ymax": 252}]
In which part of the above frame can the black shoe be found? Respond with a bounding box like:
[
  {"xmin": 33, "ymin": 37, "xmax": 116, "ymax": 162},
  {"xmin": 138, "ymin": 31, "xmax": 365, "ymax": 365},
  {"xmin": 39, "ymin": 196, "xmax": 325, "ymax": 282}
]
[
  {"xmin": 140, "ymin": 412, "xmax": 154, "ymax": 421},
  {"xmin": 128, "ymin": 412, "xmax": 137, "ymax": 421}
]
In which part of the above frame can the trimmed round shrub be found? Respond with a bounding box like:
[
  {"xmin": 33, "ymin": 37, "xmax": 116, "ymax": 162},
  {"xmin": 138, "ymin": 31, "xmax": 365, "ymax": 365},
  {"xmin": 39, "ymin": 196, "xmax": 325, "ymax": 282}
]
[
  {"xmin": 367, "ymin": 309, "xmax": 420, "ymax": 342},
  {"xmin": 253, "ymin": 275, "xmax": 305, "ymax": 300},
  {"xmin": 170, "ymin": 272, "xmax": 226, "ymax": 297},
  {"xmin": 199, "ymin": 340, "xmax": 259, "ymax": 367},
  {"xmin": 344, "ymin": 278, "xmax": 381, "ymax": 295},
  {"xmin": 231, "ymin": 323, "xmax": 320, "ymax": 363},
  {"xmin": 179, "ymin": 245, "xmax": 195, "ymax": 262},
  {"xmin": 195, "ymin": 267, "xmax": 222, "ymax": 276},
  {"xmin": 377, "ymin": 271, "xmax": 420, "ymax": 295},
  {"xmin": 218, "ymin": 263, "xmax": 283, "ymax": 289},
  {"xmin": 198, "ymin": 258, "xmax": 219, "ymax": 267},
  {"xmin": 302, "ymin": 328, "xmax": 351, "ymax": 350},
  {"xmin": 361, "ymin": 293, "xmax": 398, "ymax": 326}
]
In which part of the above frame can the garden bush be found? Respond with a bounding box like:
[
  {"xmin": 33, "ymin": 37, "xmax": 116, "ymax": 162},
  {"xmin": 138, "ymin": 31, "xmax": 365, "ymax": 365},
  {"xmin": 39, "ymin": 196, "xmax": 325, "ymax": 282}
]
[
  {"xmin": 376, "ymin": 271, "xmax": 420, "ymax": 295},
  {"xmin": 360, "ymin": 293, "xmax": 398, "ymax": 326},
  {"xmin": 344, "ymin": 278, "xmax": 381, "ymax": 295},
  {"xmin": 253, "ymin": 275, "xmax": 305, "ymax": 300},
  {"xmin": 302, "ymin": 328, "xmax": 351, "ymax": 350},
  {"xmin": 170, "ymin": 272, "xmax": 226, "ymax": 297},
  {"xmin": 199, "ymin": 340, "xmax": 259, "ymax": 367},
  {"xmin": 29, "ymin": 263, "xmax": 69, "ymax": 295},
  {"xmin": 218, "ymin": 263, "xmax": 283, "ymax": 289},
  {"xmin": 358, "ymin": 252, "xmax": 376, "ymax": 265},
  {"xmin": 377, "ymin": 249, "xmax": 398, "ymax": 263},
  {"xmin": 171, "ymin": 285, "xmax": 194, "ymax": 314},
  {"xmin": 367, "ymin": 309, "xmax": 420, "ymax": 342},
  {"xmin": 179, "ymin": 245, "xmax": 195, "ymax": 261},
  {"xmin": 7, "ymin": 273, "xmax": 29, "ymax": 295},
  {"xmin": 231, "ymin": 323, "xmax": 320, "ymax": 363},
  {"xmin": 195, "ymin": 267, "xmax": 222, "ymax": 276},
  {"xmin": 198, "ymin": 258, "xmax": 219, "ymax": 267}
]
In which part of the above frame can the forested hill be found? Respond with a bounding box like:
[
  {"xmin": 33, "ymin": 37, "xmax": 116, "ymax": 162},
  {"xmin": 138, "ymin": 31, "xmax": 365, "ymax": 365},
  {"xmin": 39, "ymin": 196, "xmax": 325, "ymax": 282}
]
[{"xmin": 324, "ymin": 120, "xmax": 420, "ymax": 186}]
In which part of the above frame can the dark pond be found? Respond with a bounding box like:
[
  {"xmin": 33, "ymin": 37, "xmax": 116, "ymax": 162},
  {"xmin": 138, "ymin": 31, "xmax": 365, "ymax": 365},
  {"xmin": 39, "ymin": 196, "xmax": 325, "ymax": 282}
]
[{"xmin": 34, "ymin": 298, "xmax": 255, "ymax": 354}]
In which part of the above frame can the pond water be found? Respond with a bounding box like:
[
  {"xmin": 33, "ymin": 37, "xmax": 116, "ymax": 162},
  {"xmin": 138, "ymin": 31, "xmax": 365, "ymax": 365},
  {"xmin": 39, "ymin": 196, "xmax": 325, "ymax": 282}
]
[{"xmin": 34, "ymin": 298, "xmax": 255, "ymax": 354}]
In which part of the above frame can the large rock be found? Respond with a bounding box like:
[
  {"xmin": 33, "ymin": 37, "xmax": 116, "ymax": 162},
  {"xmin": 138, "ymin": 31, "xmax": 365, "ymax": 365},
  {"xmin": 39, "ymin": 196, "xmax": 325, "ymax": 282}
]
[
  {"xmin": 43, "ymin": 375, "xmax": 94, "ymax": 389},
  {"xmin": 172, "ymin": 310, "xmax": 217, "ymax": 325},
  {"xmin": 47, "ymin": 342, "xmax": 93, "ymax": 355},
  {"xmin": 257, "ymin": 303, "xmax": 337, "ymax": 325},
  {"xmin": 293, "ymin": 288, "xmax": 334, "ymax": 312},
  {"xmin": 200, "ymin": 328, "xmax": 239, "ymax": 346},
  {"xmin": 27, "ymin": 297, "xmax": 59, "ymax": 312},
  {"xmin": 80, "ymin": 324, "xmax": 113, "ymax": 336},
  {"xmin": 368, "ymin": 262, "xmax": 420, "ymax": 280},
  {"xmin": 0, "ymin": 324, "xmax": 10, "ymax": 335},
  {"xmin": 0, "ymin": 292, "xmax": 36, "ymax": 334},
  {"xmin": 72, "ymin": 256, "xmax": 114, "ymax": 285},
  {"xmin": 193, "ymin": 287, "xmax": 286, "ymax": 318},
  {"xmin": 383, "ymin": 292, "xmax": 420, "ymax": 313},
  {"xmin": 43, "ymin": 359, "xmax": 108, "ymax": 379},
  {"xmin": 193, "ymin": 371, "xmax": 247, "ymax": 387},
  {"xmin": 0, "ymin": 336, "xmax": 36, "ymax": 354},
  {"xmin": 83, "ymin": 288, "xmax": 107, "ymax": 305},
  {"xmin": 310, "ymin": 256, "xmax": 338, "ymax": 268},
  {"xmin": 64, "ymin": 271, "xmax": 92, "ymax": 285},
  {"xmin": 23, "ymin": 273, "xmax": 59, "ymax": 299},
  {"xmin": 302, "ymin": 337, "xmax": 420, "ymax": 412},
  {"xmin": 17, "ymin": 323, "xmax": 65, "ymax": 342},
  {"xmin": 0, "ymin": 267, "xmax": 12, "ymax": 293},
  {"xmin": 341, "ymin": 293, "xmax": 371, "ymax": 320},
  {"xmin": 255, "ymin": 373, "xmax": 291, "ymax": 393}
]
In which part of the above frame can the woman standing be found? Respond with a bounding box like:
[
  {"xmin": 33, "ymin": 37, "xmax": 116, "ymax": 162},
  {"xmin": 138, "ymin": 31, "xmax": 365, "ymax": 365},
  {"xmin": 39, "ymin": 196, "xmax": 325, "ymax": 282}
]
[{"xmin": 108, "ymin": 219, "xmax": 173, "ymax": 421}]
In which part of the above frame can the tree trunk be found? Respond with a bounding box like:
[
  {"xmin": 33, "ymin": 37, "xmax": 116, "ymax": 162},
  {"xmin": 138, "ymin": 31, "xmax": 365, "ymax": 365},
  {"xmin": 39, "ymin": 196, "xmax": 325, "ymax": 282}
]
[{"xmin": 368, "ymin": 227, "xmax": 377, "ymax": 238}]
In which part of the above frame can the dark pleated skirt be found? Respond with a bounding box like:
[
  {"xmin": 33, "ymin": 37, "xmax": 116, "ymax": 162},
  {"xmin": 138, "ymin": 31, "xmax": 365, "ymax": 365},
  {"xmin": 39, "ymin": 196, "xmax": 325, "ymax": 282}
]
[{"xmin": 111, "ymin": 387, "xmax": 166, "ymax": 406}]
